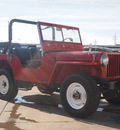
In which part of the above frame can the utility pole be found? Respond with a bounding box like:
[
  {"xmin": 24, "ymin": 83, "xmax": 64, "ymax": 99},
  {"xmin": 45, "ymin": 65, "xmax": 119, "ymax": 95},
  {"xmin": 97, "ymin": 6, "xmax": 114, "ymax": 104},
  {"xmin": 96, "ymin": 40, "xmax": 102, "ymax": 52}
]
[
  {"xmin": 94, "ymin": 39, "xmax": 97, "ymax": 46},
  {"xmin": 114, "ymin": 33, "xmax": 118, "ymax": 45}
]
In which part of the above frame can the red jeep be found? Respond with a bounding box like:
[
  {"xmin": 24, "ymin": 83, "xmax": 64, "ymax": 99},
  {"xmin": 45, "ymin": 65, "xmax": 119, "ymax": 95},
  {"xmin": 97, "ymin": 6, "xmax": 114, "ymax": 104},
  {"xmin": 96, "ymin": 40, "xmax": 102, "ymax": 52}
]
[{"xmin": 0, "ymin": 19, "xmax": 120, "ymax": 118}]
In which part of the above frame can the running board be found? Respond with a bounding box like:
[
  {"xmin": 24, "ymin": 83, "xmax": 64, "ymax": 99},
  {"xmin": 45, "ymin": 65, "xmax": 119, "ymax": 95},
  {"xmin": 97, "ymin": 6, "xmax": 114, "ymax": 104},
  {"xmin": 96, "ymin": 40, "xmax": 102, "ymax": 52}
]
[{"xmin": 18, "ymin": 87, "xmax": 33, "ymax": 91}]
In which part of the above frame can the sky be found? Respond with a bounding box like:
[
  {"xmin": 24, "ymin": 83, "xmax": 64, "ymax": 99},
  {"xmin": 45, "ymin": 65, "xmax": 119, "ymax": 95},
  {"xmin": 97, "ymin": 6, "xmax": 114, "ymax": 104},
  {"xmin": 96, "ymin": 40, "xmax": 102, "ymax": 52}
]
[{"xmin": 0, "ymin": 0, "xmax": 120, "ymax": 45}]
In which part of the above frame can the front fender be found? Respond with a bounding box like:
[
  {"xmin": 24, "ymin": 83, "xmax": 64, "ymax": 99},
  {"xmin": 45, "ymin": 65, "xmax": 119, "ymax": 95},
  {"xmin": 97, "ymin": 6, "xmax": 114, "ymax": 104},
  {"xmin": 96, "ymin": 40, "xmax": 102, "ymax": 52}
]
[{"xmin": 48, "ymin": 61, "xmax": 106, "ymax": 84}]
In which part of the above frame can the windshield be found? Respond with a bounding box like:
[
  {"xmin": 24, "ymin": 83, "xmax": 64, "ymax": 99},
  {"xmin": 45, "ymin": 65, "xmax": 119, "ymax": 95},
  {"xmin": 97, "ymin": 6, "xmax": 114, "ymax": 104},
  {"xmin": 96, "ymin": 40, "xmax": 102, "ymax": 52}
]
[{"xmin": 41, "ymin": 25, "xmax": 81, "ymax": 43}]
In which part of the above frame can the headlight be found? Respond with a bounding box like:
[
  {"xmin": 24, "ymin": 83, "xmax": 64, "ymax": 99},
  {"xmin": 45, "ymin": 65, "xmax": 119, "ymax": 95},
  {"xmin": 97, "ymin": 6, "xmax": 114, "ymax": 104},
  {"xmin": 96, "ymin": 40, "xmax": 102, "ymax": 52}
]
[{"xmin": 100, "ymin": 53, "xmax": 109, "ymax": 66}]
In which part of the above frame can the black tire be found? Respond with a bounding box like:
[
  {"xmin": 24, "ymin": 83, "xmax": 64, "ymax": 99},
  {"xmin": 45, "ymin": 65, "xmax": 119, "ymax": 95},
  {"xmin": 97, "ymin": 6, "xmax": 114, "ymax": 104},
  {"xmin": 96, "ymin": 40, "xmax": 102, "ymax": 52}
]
[
  {"xmin": 0, "ymin": 69, "xmax": 18, "ymax": 101},
  {"xmin": 104, "ymin": 96, "xmax": 120, "ymax": 105},
  {"xmin": 60, "ymin": 74, "xmax": 101, "ymax": 118}
]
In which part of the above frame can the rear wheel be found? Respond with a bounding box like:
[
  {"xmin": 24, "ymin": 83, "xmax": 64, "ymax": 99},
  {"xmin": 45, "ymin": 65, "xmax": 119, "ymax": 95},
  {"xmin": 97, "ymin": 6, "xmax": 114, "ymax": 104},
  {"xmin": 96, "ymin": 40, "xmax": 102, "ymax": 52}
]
[
  {"xmin": 60, "ymin": 74, "xmax": 100, "ymax": 118},
  {"xmin": 0, "ymin": 69, "xmax": 18, "ymax": 101}
]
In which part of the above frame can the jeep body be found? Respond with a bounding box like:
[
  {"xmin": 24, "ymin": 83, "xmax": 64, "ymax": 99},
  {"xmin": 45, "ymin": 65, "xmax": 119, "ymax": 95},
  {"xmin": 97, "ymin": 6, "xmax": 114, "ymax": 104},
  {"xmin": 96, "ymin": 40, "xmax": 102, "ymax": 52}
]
[{"xmin": 0, "ymin": 19, "xmax": 120, "ymax": 118}]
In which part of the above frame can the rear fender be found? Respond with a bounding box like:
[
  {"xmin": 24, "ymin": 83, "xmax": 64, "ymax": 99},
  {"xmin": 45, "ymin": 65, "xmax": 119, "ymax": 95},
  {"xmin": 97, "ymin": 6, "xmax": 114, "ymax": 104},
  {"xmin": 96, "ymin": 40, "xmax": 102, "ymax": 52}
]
[{"xmin": 0, "ymin": 55, "xmax": 22, "ymax": 79}]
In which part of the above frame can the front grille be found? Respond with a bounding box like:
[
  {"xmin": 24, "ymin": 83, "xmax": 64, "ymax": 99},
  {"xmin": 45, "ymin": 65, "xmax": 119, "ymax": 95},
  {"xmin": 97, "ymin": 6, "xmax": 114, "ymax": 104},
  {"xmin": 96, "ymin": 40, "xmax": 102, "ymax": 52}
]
[{"xmin": 107, "ymin": 53, "xmax": 120, "ymax": 77}]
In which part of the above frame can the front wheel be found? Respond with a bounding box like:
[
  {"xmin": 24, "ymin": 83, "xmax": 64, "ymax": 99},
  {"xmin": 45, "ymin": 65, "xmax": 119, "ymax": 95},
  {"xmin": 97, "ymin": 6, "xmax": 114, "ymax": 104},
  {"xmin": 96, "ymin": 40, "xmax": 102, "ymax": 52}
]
[
  {"xmin": 60, "ymin": 74, "xmax": 101, "ymax": 118},
  {"xmin": 0, "ymin": 69, "xmax": 18, "ymax": 101}
]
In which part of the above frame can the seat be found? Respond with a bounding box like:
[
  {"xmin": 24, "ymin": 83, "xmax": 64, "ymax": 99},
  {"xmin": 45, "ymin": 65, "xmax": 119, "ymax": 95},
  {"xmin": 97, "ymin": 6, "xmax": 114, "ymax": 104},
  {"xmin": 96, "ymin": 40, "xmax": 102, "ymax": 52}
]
[
  {"xmin": 29, "ymin": 47, "xmax": 41, "ymax": 60},
  {"xmin": 12, "ymin": 48, "xmax": 32, "ymax": 65},
  {"xmin": 28, "ymin": 47, "xmax": 42, "ymax": 68}
]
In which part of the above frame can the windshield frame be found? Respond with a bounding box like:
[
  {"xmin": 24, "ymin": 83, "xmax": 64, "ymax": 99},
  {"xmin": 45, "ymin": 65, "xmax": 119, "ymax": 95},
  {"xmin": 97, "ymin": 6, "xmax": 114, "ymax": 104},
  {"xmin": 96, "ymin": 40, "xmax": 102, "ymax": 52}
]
[{"xmin": 38, "ymin": 22, "xmax": 82, "ymax": 44}]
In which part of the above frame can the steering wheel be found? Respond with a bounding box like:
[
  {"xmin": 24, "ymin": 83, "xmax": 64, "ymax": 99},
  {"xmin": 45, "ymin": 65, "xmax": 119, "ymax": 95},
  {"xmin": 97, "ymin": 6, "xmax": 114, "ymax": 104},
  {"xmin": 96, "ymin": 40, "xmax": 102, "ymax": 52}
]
[{"xmin": 64, "ymin": 37, "xmax": 73, "ymax": 42}]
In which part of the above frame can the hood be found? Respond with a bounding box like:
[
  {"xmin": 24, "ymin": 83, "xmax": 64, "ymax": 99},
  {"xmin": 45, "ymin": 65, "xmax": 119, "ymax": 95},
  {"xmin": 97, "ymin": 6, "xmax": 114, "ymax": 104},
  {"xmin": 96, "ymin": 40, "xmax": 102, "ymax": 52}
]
[{"xmin": 45, "ymin": 51, "xmax": 103, "ymax": 62}]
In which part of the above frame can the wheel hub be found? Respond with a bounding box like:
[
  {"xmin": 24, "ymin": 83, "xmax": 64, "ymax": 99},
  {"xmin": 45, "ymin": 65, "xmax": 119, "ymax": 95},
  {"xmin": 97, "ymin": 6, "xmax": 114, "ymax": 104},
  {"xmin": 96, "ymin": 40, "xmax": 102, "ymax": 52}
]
[
  {"xmin": 73, "ymin": 91, "xmax": 81, "ymax": 100},
  {"xmin": 2, "ymin": 81, "xmax": 7, "ymax": 88},
  {"xmin": 66, "ymin": 82, "xmax": 87, "ymax": 109},
  {"xmin": 0, "ymin": 75, "xmax": 9, "ymax": 95}
]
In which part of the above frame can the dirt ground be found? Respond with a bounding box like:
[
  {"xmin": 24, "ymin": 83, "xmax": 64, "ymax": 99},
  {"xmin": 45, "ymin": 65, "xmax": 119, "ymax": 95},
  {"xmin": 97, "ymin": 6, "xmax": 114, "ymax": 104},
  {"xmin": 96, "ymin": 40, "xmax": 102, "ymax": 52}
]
[{"xmin": 0, "ymin": 87, "xmax": 120, "ymax": 130}]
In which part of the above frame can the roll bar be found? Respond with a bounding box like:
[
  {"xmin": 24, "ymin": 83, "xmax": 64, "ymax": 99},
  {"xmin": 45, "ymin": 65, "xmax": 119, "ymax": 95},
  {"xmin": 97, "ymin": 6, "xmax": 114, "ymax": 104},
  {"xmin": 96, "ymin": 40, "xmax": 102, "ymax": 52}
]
[{"xmin": 8, "ymin": 19, "xmax": 37, "ymax": 60}]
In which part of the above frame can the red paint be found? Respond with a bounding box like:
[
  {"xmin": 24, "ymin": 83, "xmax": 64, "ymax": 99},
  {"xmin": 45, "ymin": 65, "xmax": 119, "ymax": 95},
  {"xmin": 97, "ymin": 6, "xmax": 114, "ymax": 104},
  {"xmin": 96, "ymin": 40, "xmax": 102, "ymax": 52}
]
[{"xmin": 0, "ymin": 20, "xmax": 120, "ymax": 87}]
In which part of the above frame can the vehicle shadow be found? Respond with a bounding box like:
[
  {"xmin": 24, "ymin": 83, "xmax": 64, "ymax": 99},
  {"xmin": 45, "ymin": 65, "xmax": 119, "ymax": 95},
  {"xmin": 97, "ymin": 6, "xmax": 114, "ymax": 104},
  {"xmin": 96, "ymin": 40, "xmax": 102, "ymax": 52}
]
[{"xmin": 11, "ymin": 92, "xmax": 120, "ymax": 129}]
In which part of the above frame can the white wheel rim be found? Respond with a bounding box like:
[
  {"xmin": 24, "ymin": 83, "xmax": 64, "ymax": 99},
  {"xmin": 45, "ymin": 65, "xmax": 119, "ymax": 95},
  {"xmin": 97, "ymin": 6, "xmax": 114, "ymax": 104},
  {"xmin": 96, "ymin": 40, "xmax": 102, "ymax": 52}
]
[
  {"xmin": 0, "ymin": 75, "xmax": 9, "ymax": 95},
  {"xmin": 66, "ymin": 82, "xmax": 87, "ymax": 109}
]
